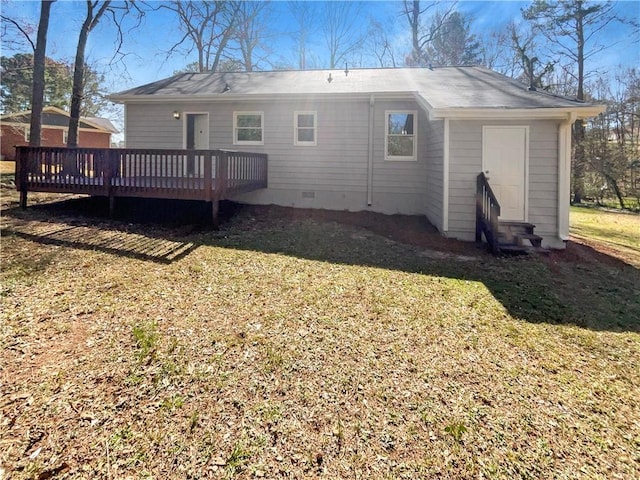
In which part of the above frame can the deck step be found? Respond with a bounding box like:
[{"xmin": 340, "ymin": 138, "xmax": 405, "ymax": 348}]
[
  {"xmin": 513, "ymin": 232, "xmax": 543, "ymax": 247},
  {"xmin": 498, "ymin": 244, "xmax": 551, "ymax": 255}
]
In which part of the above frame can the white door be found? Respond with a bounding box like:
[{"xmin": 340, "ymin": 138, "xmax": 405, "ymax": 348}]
[{"xmin": 482, "ymin": 126, "xmax": 528, "ymax": 221}]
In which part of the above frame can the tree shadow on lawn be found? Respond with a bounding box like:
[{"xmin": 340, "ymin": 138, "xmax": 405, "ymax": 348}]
[
  {"xmin": 1, "ymin": 197, "xmax": 200, "ymax": 264},
  {"xmin": 216, "ymin": 210, "xmax": 640, "ymax": 332},
  {"xmin": 4, "ymin": 196, "xmax": 639, "ymax": 333}
]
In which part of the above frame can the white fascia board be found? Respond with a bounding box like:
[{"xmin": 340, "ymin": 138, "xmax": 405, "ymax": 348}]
[
  {"xmin": 430, "ymin": 105, "xmax": 606, "ymax": 120},
  {"xmin": 108, "ymin": 91, "xmax": 418, "ymax": 104},
  {"xmin": 412, "ymin": 93, "xmax": 435, "ymax": 118}
]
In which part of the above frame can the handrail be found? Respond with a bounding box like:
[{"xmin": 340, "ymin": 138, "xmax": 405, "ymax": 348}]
[{"xmin": 475, "ymin": 172, "xmax": 501, "ymax": 254}]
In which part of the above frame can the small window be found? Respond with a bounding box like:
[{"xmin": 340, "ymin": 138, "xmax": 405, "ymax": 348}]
[
  {"xmin": 385, "ymin": 111, "xmax": 417, "ymax": 161},
  {"xmin": 294, "ymin": 111, "xmax": 317, "ymax": 146},
  {"xmin": 24, "ymin": 127, "xmax": 30, "ymax": 141},
  {"xmin": 234, "ymin": 112, "xmax": 263, "ymax": 145},
  {"xmin": 63, "ymin": 129, "xmax": 69, "ymax": 144}
]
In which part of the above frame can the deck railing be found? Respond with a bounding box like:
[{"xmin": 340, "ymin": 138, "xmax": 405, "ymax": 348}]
[
  {"xmin": 16, "ymin": 146, "xmax": 268, "ymax": 202},
  {"xmin": 16, "ymin": 146, "xmax": 268, "ymax": 225},
  {"xmin": 475, "ymin": 172, "xmax": 501, "ymax": 254}
]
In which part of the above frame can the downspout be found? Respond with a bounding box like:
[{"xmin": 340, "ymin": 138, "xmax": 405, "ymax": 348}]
[
  {"xmin": 367, "ymin": 94, "xmax": 375, "ymax": 206},
  {"xmin": 558, "ymin": 112, "xmax": 576, "ymax": 242},
  {"xmin": 442, "ymin": 118, "xmax": 450, "ymax": 234}
]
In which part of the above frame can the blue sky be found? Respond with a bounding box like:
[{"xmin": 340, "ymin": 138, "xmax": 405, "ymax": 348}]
[{"xmin": 2, "ymin": 1, "xmax": 639, "ymax": 100}]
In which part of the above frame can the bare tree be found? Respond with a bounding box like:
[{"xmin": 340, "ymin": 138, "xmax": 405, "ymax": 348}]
[
  {"xmin": 402, "ymin": 0, "xmax": 456, "ymax": 66},
  {"xmin": 0, "ymin": 14, "xmax": 37, "ymax": 52},
  {"xmin": 583, "ymin": 68, "xmax": 640, "ymax": 209},
  {"xmin": 478, "ymin": 28, "xmax": 517, "ymax": 76},
  {"xmin": 67, "ymin": 1, "xmax": 143, "ymax": 147},
  {"xmin": 523, "ymin": 0, "xmax": 623, "ymax": 203},
  {"xmin": 509, "ymin": 23, "xmax": 556, "ymax": 91},
  {"xmin": 29, "ymin": 0, "xmax": 55, "ymax": 147},
  {"xmin": 321, "ymin": 1, "xmax": 364, "ymax": 69},
  {"xmin": 233, "ymin": 1, "xmax": 272, "ymax": 71},
  {"xmin": 157, "ymin": 1, "xmax": 240, "ymax": 73},
  {"xmin": 67, "ymin": 1, "xmax": 111, "ymax": 148},
  {"xmin": 287, "ymin": 1, "xmax": 317, "ymax": 69},
  {"xmin": 365, "ymin": 17, "xmax": 398, "ymax": 68}
]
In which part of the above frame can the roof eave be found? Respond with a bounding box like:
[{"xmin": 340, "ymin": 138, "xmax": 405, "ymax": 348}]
[
  {"xmin": 430, "ymin": 105, "xmax": 606, "ymax": 120},
  {"xmin": 108, "ymin": 91, "xmax": 420, "ymax": 104}
]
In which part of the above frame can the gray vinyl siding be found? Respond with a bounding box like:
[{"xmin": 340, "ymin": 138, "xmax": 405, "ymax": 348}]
[
  {"xmin": 528, "ymin": 121, "xmax": 561, "ymax": 246},
  {"xmin": 370, "ymin": 99, "xmax": 428, "ymax": 215},
  {"xmin": 125, "ymin": 97, "xmax": 430, "ymax": 216},
  {"xmin": 447, "ymin": 119, "xmax": 561, "ymax": 246},
  {"xmin": 424, "ymin": 119, "xmax": 444, "ymax": 231}
]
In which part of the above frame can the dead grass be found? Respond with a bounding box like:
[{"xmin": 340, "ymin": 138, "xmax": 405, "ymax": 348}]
[{"xmin": 1, "ymin": 189, "xmax": 639, "ymax": 479}]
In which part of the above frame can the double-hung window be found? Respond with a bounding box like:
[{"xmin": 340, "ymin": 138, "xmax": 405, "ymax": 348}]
[
  {"xmin": 385, "ymin": 111, "xmax": 417, "ymax": 161},
  {"xmin": 234, "ymin": 111, "xmax": 264, "ymax": 145},
  {"xmin": 294, "ymin": 111, "xmax": 317, "ymax": 146}
]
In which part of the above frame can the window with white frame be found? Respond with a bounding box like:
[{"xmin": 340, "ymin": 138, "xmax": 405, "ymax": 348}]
[
  {"xmin": 63, "ymin": 129, "xmax": 69, "ymax": 144},
  {"xmin": 24, "ymin": 127, "xmax": 30, "ymax": 142},
  {"xmin": 385, "ymin": 111, "xmax": 417, "ymax": 160},
  {"xmin": 233, "ymin": 112, "xmax": 264, "ymax": 145},
  {"xmin": 294, "ymin": 111, "xmax": 317, "ymax": 146}
]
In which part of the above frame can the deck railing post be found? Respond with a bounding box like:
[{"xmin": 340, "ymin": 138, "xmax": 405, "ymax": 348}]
[
  {"xmin": 203, "ymin": 151, "xmax": 213, "ymax": 202},
  {"xmin": 16, "ymin": 146, "xmax": 29, "ymax": 209},
  {"xmin": 475, "ymin": 174, "xmax": 483, "ymax": 243},
  {"xmin": 105, "ymin": 149, "xmax": 118, "ymax": 218},
  {"xmin": 216, "ymin": 150, "xmax": 229, "ymax": 199}
]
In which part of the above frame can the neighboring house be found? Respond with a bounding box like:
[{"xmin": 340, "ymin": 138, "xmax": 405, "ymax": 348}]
[
  {"xmin": 109, "ymin": 66, "xmax": 604, "ymax": 248},
  {"xmin": 0, "ymin": 106, "xmax": 118, "ymax": 160}
]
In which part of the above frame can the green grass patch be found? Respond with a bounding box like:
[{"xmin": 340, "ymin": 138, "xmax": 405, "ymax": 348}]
[
  {"xmin": 570, "ymin": 205, "xmax": 640, "ymax": 266},
  {"xmin": 1, "ymin": 204, "xmax": 639, "ymax": 479}
]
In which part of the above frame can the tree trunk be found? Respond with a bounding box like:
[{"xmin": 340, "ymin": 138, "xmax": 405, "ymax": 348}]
[
  {"xmin": 604, "ymin": 173, "xmax": 626, "ymax": 210},
  {"xmin": 68, "ymin": 0, "xmax": 110, "ymax": 147},
  {"xmin": 29, "ymin": 0, "xmax": 54, "ymax": 147},
  {"xmin": 572, "ymin": 119, "xmax": 586, "ymax": 204},
  {"xmin": 67, "ymin": 14, "xmax": 92, "ymax": 148},
  {"xmin": 572, "ymin": 2, "xmax": 586, "ymax": 204}
]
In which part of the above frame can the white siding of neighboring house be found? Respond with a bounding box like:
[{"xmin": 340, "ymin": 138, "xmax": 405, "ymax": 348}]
[
  {"xmin": 125, "ymin": 97, "xmax": 431, "ymax": 216},
  {"xmin": 447, "ymin": 119, "xmax": 563, "ymax": 248}
]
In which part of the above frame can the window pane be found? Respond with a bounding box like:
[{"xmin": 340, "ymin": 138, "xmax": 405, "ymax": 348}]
[
  {"xmin": 237, "ymin": 128, "xmax": 262, "ymax": 142},
  {"xmin": 237, "ymin": 114, "xmax": 261, "ymax": 128},
  {"xmin": 388, "ymin": 113, "xmax": 414, "ymax": 135},
  {"xmin": 387, "ymin": 136, "xmax": 414, "ymax": 157},
  {"xmin": 297, "ymin": 114, "xmax": 315, "ymax": 128},
  {"xmin": 297, "ymin": 128, "xmax": 314, "ymax": 142}
]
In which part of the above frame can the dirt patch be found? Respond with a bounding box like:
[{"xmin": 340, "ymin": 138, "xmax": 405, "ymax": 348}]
[
  {"xmin": 543, "ymin": 236, "xmax": 639, "ymax": 269},
  {"xmin": 230, "ymin": 203, "xmax": 484, "ymax": 257}
]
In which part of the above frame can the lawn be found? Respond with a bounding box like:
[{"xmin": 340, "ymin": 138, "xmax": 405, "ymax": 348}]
[
  {"xmin": 1, "ymin": 188, "xmax": 639, "ymax": 479},
  {"xmin": 570, "ymin": 205, "xmax": 640, "ymax": 267}
]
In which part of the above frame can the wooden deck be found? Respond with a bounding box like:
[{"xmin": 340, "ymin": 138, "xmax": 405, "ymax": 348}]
[{"xmin": 15, "ymin": 146, "xmax": 268, "ymax": 225}]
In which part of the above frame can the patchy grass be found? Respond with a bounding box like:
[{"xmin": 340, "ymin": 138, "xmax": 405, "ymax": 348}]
[
  {"xmin": 570, "ymin": 205, "xmax": 640, "ymax": 267},
  {"xmin": 1, "ymin": 195, "xmax": 639, "ymax": 479}
]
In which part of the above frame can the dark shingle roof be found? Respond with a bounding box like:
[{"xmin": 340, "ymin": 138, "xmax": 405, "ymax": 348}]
[{"xmin": 111, "ymin": 66, "xmax": 601, "ymax": 114}]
